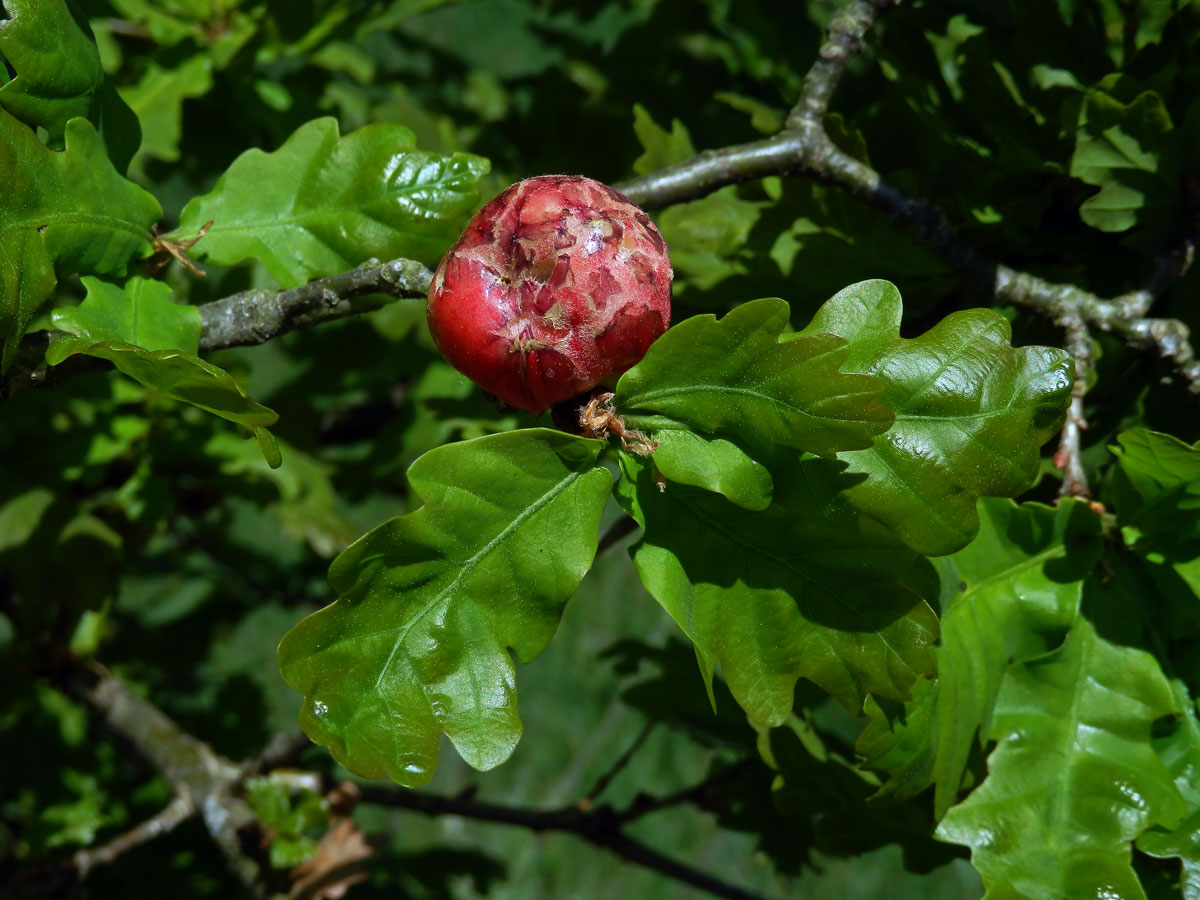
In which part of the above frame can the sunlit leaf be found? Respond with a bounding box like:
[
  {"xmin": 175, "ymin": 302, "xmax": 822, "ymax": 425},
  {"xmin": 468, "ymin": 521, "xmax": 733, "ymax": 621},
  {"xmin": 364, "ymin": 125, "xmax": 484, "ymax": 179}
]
[
  {"xmin": 617, "ymin": 297, "xmax": 894, "ymax": 459},
  {"xmin": 172, "ymin": 116, "xmax": 490, "ymax": 287},
  {"xmin": 859, "ymin": 499, "xmax": 1103, "ymax": 816},
  {"xmin": 938, "ymin": 611, "xmax": 1186, "ymax": 900},
  {"xmin": 1137, "ymin": 680, "xmax": 1200, "ymax": 900},
  {"xmin": 802, "ymin": 279, "xmax": 1072, "ymax": 556},
  {"xmin": 51, "ymin": 276, "xmax": 200, "ymax": 354},
  {"xmin": 278, "ymin": 430, "xmax": 612, "ymax": 785},
  {"xmin": 0, "ymin": 109, "xmax": 160, "ymax": 367}
]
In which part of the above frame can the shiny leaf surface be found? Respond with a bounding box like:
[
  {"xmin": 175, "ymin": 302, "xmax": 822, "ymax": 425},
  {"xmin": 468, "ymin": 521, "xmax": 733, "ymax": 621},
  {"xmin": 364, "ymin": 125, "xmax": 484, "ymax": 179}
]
[
  {"xmin": 172, "ymin": 116, "xmax": 489, "ymax": 287},
  {"xmin": 938, "ymin": 612, "xmax": 1186, "ymax": 900},
  {"xmin": 803, "ymin": 280, "xmax": 1072, "ymax": 556},
  {"xmin": 0, "ymin": 109, "xmax": 160, "ymax": 366},
  {"xmin": 616, "ymin": 297, "xmax": 893, "ymax": 459},
  {"xmin": 278, "ymin": 430, "xmax": 611, "ymax": 785}
]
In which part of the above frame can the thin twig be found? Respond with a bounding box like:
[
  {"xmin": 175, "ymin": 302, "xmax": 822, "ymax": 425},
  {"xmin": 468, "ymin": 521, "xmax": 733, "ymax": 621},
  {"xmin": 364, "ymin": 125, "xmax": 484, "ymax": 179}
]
[
  {"xmin": 788, "ymin": 0, "xmax": 897, "ymax": 127},
  {"xmin": 251, "ymin": 731, "xmax": 315, "ymax": 774},
  {"xmin": 65, "ymin": 662, "xmax": 265, "ymax": 894},
  {"xmin": 356, "ymin": 778, "xmax": 780, "ymax": 900},
  {"xmin": 578, "ymin": 721, "xmax": 655, "ymax": 808},
  {"xmin": 72, "ymin": 796, "xmax": 194, "ymax": 879},
  {"xmin": 0, "ymin": 257, "xmax": 434, "ymax": 399},
  {"xmin": 616, "ymin": 758, "xmax": 756, "ymax": 824},
  {"xmin": 1053, "ymin": 312, "xmax": 1092, "ymax": 499},
  {"xmin": 199, "ymin": 256, "xmax": 434, "ymax": 351},
  {"xmin": 597, "ymin": 516, "xmax": 639, "ymax": 555}
]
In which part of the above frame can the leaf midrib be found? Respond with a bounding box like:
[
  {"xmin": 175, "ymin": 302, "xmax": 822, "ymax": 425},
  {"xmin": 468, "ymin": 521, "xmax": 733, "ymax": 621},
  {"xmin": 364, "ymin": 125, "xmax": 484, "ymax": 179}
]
[
  {"xmin": 195, "ymin": 170, "xmax": 466, "ymax": 237},
  {"xmin": 0, "ymin": 211, "xmax": 151, "ymax": 245},
  {"xmin": 626, "ymin": 383, "xmax": 880, "ymax": 426},
  {"xmin": 364, "ymin": 468, "xmax": 588, "ymax": 693}
]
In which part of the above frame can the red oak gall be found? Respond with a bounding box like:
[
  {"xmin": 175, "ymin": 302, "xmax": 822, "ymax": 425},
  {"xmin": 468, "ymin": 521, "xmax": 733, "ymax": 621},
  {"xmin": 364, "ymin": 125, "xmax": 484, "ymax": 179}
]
[{"xmin": 426, "ymin": 175, "xmax": 672, "ymax": 415}]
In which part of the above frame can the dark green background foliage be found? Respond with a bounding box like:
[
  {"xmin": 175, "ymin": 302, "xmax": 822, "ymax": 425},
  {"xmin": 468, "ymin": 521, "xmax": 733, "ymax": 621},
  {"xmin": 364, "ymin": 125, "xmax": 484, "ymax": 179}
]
[{"xmin": 2, "ymin": 0, "xmax": 1200, "ymax": 898}]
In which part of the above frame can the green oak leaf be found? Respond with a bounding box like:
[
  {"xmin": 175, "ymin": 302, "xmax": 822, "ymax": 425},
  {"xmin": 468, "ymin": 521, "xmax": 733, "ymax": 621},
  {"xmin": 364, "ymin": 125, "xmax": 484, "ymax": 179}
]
[
  {"xmin": 0, "ymin": 0, "xmax": 140, "ymax": 169},
  {"xmin": 46, "ymin": 338, "xmax": 279, "ymax": 466},
  {"xmin": 171, "ymin": 116, "xmax": 490, "ymax": 287},
  {"xmin": 0, "ymin": 108, "xmax": 160, "ymax": 368},
  {"xmin": 51, "ymin": 276, "xmax": 201, "ymax": 354},
  {"xmin": 0, "ymin": 0, "xmax": 100, "ymax": 140},
  {"xmin": 1070, "ymin": 87, "xmax": 1176, "ymax": 233},
  {"xmin": 619, "ymin": 451, "xmax": 936, "ymax": 725},
  {"xmin": 615, "ymin": 297, "xmax": 894, "ymax": 459},
  {"xmin": 802, "ymin": 279, "xmax": 1072, "ymax": 556},
  {"xmin": 105, "ymin": 0, "xmax": 257, "ymax": 65},
  {"xmin": 631, "ymin": 103, "xmax": 694, "ymax": 174},
  {"xmin": 758, "ymin": 712, "xmax": 952, "ymax": 870},
  {"xmin": 277, "ymin": 430, "xmax": 612, "ymax": 785},
  {"xmin": 119, "ymin": 54, "xmax": 214, "ymax": 164},
  {"xmin": 937, "ymin": 612, "xmax": 1186, "ymax": 900},
  {"xmin": 657, "ymin": 190, "xmax": 764, "ymax": 291},
  {"xmin": 1110, "ymin": 429, "xmax": 1200, "ymax": 562},
  {"xmin": 859, "ymin": 499, "xmax": 1103, "ymax": 816},
  {"xmin": 631, "ymin": 105, "xmax": 763, "ymax": 290},
  {"xmin": 1137, "ymin": 680, "xmax": 1200, "ymax": 898},
  {"xmin": 651, "ymin": 430, "xmax": 773, "ymax": 511}
]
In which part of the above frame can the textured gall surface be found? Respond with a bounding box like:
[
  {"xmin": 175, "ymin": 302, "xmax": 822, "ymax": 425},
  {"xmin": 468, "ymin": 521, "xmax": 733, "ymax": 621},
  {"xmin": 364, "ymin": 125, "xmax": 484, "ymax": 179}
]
[{"xmin": 427, "ymin": 175, "xmax": 672, "ymax": 414}]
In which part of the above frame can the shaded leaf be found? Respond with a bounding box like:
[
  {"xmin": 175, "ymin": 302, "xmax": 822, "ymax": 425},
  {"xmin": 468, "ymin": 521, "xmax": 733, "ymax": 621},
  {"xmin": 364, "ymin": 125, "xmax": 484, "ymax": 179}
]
[
  {"xmin": 1137, "ymin": 680, "xmax": 1200, "ymax": 899},
  {"xmin": 278, "ymin": 430, "xmax": 612, "ymax": 785},
  {"xmin": 631, "ymin": 102, "xmax": 694, "ymax": 174},
  {"xmin": 1071, "ymin": 87, "xmax": 1176, "ymax": 233},
  {"xmin": 938, "ymin": 613, "xmax": 1186, "ymax": 900},
  {"xmin": 657, "ymin": 190, "xmax": 764, "ymax": 290},
  {"xmin": 0, "ymin": 0, "xmax": 101, "ymax": 141},
  {"xmin": 759, "ymin": 712, "xmax": 958, "ymax": 873},
  {"xmin": 630, "ymin": 105, "xmax": 763, "ymax": 289},
  {"xmin": 1111, "ymin": 429, "xmax": 1200, "ymax": 562},
  {"xmin": 46, "ymin": 338, "xmax": 280, "ymax": 464},
  {"xmin": 652, "ymin": 430, "xmax": 773, "ymax": 511},
  {"xmin": 803, "ymin": 280, "xmax": 1072, "ymax": 556},
  {"xmin": 619, "ymin": 451, "xmax": 936, "ymax": 725},
  {"xmin": 860, "ymin": 499, "xmax": 1103, "ymax": 816},
  {"xmin": 119, "ymin": 54, "xmax": 214, "ymax": 164},
  {"xmin": 0, "ymin": 109, "xmax": 160, "ymax": 366},
  {"xmin": 51, "ymin": 276, "xmax": 200, "ymax": 354},
  {"xmin": 172, "ymin": 116, "xmax": 489, "ymax": 287},
  {"xmin": 616, "ymin": 297, "xmax": 894, "ymax": 459},
  {"xmin": 0, "ymin": 0, "xmax": 139, "ymax": 169}
]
